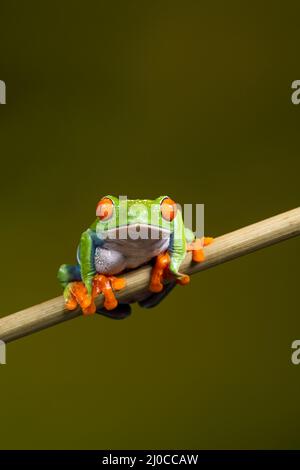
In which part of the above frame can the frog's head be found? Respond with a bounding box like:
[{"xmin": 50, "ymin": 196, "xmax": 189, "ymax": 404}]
[{"xmin": 94, "ymin": 195, "xmax": 181, "ymax": 241}]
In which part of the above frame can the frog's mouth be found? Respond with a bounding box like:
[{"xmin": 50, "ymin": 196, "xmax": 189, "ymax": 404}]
[{"xmin": 100, "ymin": 224, "xmax": 171, "ymax": 241}]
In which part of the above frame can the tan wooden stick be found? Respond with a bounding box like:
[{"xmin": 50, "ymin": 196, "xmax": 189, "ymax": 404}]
[{"xmin": 0, "ymin": 208, "xmax": 299, "ymax": 343}]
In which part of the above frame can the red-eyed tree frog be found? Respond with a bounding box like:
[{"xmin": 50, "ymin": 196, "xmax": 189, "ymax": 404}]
[{"xmin": 58, "ymin": 196, "xmax": 213, "ymax": 318}]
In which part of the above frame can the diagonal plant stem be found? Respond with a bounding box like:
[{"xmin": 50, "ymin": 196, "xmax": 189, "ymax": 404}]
[{"xmin": 0, "ymin": 208, "xmax": 299, "ymax": 343}]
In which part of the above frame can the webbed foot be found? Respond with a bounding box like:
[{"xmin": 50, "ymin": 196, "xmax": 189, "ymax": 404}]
[{"xmin": 64, "ymin": 275, "xmax": 126, "ymax": 315}]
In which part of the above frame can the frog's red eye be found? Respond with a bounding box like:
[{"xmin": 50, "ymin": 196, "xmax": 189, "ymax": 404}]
[
  {"xmin": 160, "ymin": 197, "xmax": 177, "ymax": 221},
  {"xmin": 96, "ymin": 197, "xmax": 114, "ymax": 221}
]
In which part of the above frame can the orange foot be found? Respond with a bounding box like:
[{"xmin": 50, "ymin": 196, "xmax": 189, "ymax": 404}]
[
  {"xmin": 65, "ymin": 275, "xmax": 126, "ymax": 315},
  {"xmin": 149, "ymin": 252, "xmax": 190, "ymax": 293},
  {"xmin": 187, "ymin": 236, "xmax": 214, "ymax": 262}
]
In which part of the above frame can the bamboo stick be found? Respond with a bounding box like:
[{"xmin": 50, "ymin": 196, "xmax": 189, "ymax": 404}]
[{"xmin": 0, "ymin": 208, "xmax": 299, "ymax": 343}]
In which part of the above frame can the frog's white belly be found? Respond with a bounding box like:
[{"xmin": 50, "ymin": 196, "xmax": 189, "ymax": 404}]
[{"xmin": 94, "ymin": 226, "xmax": 170, "ymax": 274}]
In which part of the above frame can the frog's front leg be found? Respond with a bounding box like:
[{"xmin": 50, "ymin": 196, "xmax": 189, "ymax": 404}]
[
  {"xmin": 149, "ymin": 252, "xmax": 189, "ymax": 293},
  {"xmin": 149, "ymin": 252, "xmax": 171, "ymax": 293},
  {"xmin": 62, "ymin": 230, "xmax": 126, "ymax": 315},
  {"xmin": 149, "ymin": 237, "xmax": 214, "ymax": 293},
  {"xmin": 64, "ymin": 274, "xmax": 126, "ymax": 315},
  {"xmin": 57, "ymin": 264, "xmax": 87, "ymax": 311},
  {"xmin": 62, "ymin": 229, "xmax": 97, "ymax": 314}
]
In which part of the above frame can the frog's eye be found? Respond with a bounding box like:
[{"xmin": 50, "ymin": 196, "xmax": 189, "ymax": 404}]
[
  {"xmin": 160, "ymin": 197, "xmax": 177, "ymax": 221},
  {"xmin": 96, "ymin": 197, "xmax": 114, "ymax": 221}
]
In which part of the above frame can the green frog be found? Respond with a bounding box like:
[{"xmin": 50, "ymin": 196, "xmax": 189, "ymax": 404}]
[{"xmin": 58, "ymin": 196, "xmax": 212, "ymax": 317}]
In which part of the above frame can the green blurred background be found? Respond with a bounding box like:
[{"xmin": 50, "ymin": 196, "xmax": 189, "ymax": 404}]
[{"xmin": 0, "ymin": 0, "xmax": 299, "ymax": 449}]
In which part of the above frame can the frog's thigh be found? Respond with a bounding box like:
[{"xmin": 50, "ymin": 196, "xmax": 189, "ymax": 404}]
[
  {"xmin": 94, "ymin": 247, "xmax": 126, "ymax": 275},
  {"xmin": 58, "ymin": 264, "xmax": 81, "ymax": 286}
]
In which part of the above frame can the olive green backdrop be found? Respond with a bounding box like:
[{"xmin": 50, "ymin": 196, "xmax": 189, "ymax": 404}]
[{"xmin": 0, "ymin": 0, "xmax": 299, "ymax": 449}]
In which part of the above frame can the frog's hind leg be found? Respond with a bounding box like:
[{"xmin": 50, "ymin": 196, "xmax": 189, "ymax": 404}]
[
  {"xmin": 57, "ymin": 264, "xmax": 82, "ymax": 287},
  {"xmin": 139, "ymin": 281, "xmax": 176, "ymax": 309}
]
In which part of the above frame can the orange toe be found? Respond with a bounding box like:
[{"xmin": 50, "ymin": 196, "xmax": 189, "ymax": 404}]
[
  {"xmin": 203, "ymin": 236, "xmax": 214, "ymax": 246},
  {"xmin": 193, "ymin": 248, "xmax": 205, "ymax": 262},
  {"xmin": 65, "ymin": 296, "xmax": 77, "ymax": 311},
  {"xmin": 188, "ymin": 236, "xmax": 214, "ymax": 262},
  {"xmin": 150, "ymin": 280, "xmax": 164, "ymax": 293},
  {"xmin": 82, "ymin": 302, "xmax": 97, "ymax": 316},
  {"xmin": 177, "ymin": 274, "xmax": 190, "ymax": 286},
  {"xmin": 111, "ymin": 277, "xmax": 126, "ymax": 291}
]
